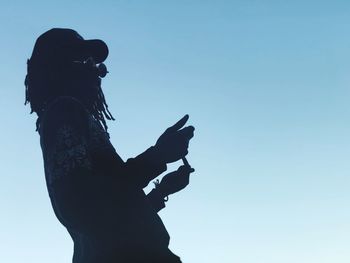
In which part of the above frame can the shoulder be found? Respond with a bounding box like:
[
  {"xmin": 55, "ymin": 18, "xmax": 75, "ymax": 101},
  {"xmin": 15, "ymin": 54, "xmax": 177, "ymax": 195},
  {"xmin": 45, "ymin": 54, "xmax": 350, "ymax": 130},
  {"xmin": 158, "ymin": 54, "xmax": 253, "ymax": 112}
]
[
  {"xmin": 46, "ymin": 96, "xmax": 88, "ymax": 118},
  {"xmin": 43, "ymin": 96, "xmax": 89, "ymax": 125},
  {"xmin": 41, "ymin": 96, "xmax": 90, "ymax": 139}
]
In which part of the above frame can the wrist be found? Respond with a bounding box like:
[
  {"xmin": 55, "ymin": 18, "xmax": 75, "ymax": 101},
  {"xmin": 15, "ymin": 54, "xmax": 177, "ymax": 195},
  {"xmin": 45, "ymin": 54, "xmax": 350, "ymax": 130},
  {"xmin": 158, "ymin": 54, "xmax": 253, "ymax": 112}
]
[{"xmin": 151, "ymin": 145, "xmax": 168, "ymax": 165}]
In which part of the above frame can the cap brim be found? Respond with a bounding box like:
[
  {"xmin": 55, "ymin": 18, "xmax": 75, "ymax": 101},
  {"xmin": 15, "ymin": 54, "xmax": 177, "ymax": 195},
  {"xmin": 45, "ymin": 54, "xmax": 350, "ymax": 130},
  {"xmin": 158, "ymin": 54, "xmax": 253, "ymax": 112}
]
[{"xmin": 74, "ymin": 39, "xmax": 109, "ymax": 63}]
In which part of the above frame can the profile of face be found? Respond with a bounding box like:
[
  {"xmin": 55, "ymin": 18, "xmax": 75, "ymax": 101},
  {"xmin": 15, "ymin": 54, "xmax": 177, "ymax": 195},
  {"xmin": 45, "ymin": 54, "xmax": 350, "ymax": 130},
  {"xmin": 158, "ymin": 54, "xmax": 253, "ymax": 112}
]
[{"xmin": 41, "ymin": 51, "xmax": 111, "ymax": 108}]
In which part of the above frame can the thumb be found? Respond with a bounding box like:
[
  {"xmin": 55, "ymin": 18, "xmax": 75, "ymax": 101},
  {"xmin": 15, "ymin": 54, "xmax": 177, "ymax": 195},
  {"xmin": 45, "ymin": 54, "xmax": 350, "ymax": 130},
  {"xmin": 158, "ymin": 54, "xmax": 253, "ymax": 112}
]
[{"xmin": 178, "ymin": 165, "xmax": 195, "ymax": 174}]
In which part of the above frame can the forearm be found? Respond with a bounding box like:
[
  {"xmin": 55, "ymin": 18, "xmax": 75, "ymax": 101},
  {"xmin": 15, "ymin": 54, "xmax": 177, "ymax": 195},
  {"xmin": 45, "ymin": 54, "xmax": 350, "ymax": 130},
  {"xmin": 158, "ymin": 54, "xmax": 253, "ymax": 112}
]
[
  {"xmin": 92, "ymin": 145, "xmax": 167, "ymax": 189},
  {"xmin": 124, "ymin": 146, "xmax": 167, "ymax": 188}
]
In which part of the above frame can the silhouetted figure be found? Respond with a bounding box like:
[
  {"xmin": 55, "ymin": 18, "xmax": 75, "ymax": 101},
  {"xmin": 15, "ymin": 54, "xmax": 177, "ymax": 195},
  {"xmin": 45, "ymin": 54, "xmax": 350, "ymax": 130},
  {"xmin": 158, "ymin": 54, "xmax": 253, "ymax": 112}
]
[{"xmin": 25, "ymin": 28, "xmax": 194, "ymax": 263}]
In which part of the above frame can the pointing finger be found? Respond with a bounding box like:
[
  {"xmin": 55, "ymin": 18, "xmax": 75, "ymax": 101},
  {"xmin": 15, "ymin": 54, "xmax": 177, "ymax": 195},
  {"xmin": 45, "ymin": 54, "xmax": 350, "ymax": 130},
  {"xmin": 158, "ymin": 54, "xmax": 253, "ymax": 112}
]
[{"xmin": 166, "ymin": 114, "xmax": 189, "ymax": 133}]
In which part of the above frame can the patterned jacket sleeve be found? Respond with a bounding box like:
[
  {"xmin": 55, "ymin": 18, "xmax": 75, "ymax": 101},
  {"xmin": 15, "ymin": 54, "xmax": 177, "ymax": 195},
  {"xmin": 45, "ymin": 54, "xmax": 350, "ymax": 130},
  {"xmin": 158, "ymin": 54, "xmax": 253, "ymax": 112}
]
[{"xmin": 42, "ymin": 97, "xmax": 126, "ymax": 235}]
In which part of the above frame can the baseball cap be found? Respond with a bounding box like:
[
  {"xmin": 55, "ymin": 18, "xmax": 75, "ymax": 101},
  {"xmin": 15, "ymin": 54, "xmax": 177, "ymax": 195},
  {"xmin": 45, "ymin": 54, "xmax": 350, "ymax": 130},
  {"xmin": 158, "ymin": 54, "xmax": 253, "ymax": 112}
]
[{"xmin": 29, "ymin": 28, "xmax": 109, "ymax": 66}]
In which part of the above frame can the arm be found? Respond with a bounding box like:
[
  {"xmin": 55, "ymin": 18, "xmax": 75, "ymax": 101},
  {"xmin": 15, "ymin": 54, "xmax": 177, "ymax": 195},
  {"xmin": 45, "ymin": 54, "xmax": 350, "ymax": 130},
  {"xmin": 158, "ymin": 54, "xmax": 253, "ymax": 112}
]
[
  {"xmin": 42, "ymin": 97, "xmax": 130, "ymax": 237},
  {"xmin": 115, "ymin": 115, "xmax": 194, "ymax": 189},
  {"xmin": 123, "ymin": 147, "xmax": 167, "ymax": 188},
  {"xmin": 88, "ymin": 140, "xmax": 167, "ymax": 189}
]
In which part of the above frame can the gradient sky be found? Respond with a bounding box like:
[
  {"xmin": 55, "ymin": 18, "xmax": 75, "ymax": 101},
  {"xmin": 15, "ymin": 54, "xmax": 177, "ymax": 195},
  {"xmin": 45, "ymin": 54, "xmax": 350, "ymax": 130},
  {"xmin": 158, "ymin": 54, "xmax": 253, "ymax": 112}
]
[{"xmin": 1, "ymin": 1, "xmax": 350, "ymax": 262}]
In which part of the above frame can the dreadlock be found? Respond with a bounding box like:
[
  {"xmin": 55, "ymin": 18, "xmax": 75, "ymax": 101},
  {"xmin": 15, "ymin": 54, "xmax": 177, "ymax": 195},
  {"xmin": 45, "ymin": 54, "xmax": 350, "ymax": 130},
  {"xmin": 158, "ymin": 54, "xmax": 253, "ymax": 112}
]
[
  {"xmin": 25, "ymin": 59, "xmax": 114, "ymax": 132},
  {"xmin": 84, "ymin": 82, "xmax": 115, "ymax": 131}
]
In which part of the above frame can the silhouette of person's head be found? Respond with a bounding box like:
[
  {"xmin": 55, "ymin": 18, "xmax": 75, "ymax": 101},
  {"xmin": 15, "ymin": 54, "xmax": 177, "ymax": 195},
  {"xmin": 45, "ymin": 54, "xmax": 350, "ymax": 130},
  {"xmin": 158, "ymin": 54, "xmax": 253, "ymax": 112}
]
[{"xmin": 25, "ymin": 28, "xmax": 114, "ymax": 130}]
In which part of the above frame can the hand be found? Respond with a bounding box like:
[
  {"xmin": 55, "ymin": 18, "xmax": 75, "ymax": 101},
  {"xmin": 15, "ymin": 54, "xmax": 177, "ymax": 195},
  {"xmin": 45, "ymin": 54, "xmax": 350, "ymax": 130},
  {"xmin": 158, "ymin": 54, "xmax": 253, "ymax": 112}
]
[
  {"xmin": 155, "ymin": 115, "xmax": 195, "ymax": 164},
  {"xmin": 157, "ymin": 163, "xmax": 195, "ymax": 197}
]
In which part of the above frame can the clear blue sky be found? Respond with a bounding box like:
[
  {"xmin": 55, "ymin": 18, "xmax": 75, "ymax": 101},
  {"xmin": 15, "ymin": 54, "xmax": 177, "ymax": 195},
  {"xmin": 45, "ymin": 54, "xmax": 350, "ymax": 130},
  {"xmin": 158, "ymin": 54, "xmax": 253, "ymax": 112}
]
[{"xmin": 1, "ymin": 1, "xmax": 350, "ymax": 262}]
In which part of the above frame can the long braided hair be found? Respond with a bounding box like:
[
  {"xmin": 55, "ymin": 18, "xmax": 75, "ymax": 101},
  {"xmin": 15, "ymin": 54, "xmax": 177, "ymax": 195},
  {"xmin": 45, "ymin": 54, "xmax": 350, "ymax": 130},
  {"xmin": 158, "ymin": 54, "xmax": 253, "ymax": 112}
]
[{"xmin": 25, "ymin": 59, "xmax": 114, "ymax": 131}]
